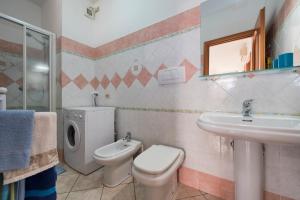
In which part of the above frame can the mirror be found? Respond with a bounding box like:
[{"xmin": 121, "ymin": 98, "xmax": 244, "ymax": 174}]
[{"xmin": 200, "ymin": 0, "xmax": 300, "ymax": 76}]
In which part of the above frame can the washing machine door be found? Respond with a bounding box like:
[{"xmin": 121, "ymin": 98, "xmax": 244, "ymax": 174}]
[{"xmin": 65, "ymin": 120, "xmax": 81, "ymax": 151}]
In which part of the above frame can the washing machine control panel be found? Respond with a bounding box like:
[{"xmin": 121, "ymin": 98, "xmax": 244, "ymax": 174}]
[{"xmin": 64, "ymin": 110, "xmax": 85, "ymax": 120}]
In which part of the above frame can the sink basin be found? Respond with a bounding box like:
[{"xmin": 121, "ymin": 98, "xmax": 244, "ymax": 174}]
[{"xmin": 197, "ymin": 112, "xmax": 300, "ymax": 144}]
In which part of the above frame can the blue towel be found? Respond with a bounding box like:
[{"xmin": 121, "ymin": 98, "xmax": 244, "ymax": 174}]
[
  {"xmin": 16, "ymin": 180, "xmax": 25, "ymax": 200},
  {"xmin": 0, "ymin": 173, "xmax": 9, "ymax": 200},
  {"xmin": 25, "ymin": 167, "xmax": 57, "ymax": 200},
  {"xmin": 0, "ymin": 110, "xmax": 35, "ymax": 172}
]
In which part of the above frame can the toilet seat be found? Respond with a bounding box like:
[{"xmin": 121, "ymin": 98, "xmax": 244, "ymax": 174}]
[
  {"xmin": 134, "ymin": 145, "xmax": 181, "ymax": 175},
  {"xmin": 132, "ymin": 145, "xmax": 184, "ymax": 187}
]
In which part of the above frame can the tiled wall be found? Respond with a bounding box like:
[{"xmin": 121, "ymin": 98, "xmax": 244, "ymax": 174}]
[
  {"xmin": 93, "ymin": 27, "xmax": 300, "ymax": 200},
  {"xmin": 57, "ymin": 5, "xmax": 300, "ymax": 200}
]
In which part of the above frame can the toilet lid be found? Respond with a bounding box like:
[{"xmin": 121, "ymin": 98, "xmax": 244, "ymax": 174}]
[{"xmin": 133, "ymin": 145, "xmax": 181, "ymax": 175}]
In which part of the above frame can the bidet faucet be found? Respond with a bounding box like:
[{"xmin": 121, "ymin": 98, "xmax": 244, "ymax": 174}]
[
  {"xmin": 124, "ymin": 132, "xmax": 132, "ymax": 142},
  {"xmin": 242, "ymin": 99, "xmax": 254, "ymax": 117}
]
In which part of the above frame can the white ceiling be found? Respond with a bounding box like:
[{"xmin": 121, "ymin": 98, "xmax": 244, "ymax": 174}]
[{"xmin": 29, "ymin": 0, "xmax": 45, "ymax": 6}]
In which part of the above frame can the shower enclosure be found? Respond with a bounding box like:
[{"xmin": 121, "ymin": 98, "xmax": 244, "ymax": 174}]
[{"xmin": 0, "ymin": 13, "xmax": 56, "ymax": 111}]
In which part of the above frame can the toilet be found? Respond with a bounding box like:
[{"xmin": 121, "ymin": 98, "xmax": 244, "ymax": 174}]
[
  {"xmin": 93, "ymin": 139, "xmax": 142, "ymax": 187},
  {"xmin": 132, "ymin": 145, "xmax": 185, "ymax": 200}
]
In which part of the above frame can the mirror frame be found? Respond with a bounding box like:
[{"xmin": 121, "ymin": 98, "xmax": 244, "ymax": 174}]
[
  {"xmin": 203, "ymin": 29, "xmax": 257, "ymax": 76},
  {"xmin": 203, "ymin": 7, "xmax": 267, "ymax": 76}
]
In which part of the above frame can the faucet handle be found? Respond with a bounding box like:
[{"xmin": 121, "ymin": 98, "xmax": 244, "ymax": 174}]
[
  {"xmin": 126, "ymin": 132, "xmax": 131, "ymax": 137},
  {"xmin": 243, "ymin": 99, "xmax": 254, "ymax": 107}
]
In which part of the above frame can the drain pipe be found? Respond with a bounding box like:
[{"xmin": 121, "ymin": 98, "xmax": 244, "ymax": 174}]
[{"xmin": 0, "ymin": 87, "xmax": 7, "ymax": 110}]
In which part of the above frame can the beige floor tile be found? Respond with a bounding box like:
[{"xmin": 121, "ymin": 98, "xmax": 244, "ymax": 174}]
[
  {"xmin": 133, "ymin": 181, "xmax": 145, "ymax": 200},
  {"xmin": 59, "ymin": 163, "xmax": 79, "ymax": 176},
  {"xmin": 183, "ymin": 196, "xmax": 207, "ymax": 200},
  {"xmin": 101, "ymin": 183, "xmax": 135, "ymax": 200},
  {"xmin": 72, "ymin": 169, "xmax": 103, "ymax": 192},
  {"xmin": 66, "ymin": 188, "xmax": 102, "ymax": 200},
  {"xmin": 175, "ymin": 184, "xmax": 202, "ymax": 199},
  {"xmin": 122, "ymin": 176, "xmax": 133, "ymax": 184},
  {"xmin": 204, "ymin": 194, "xmax": 224, "ymax": 200},
  {"xmin": 57, "ymin": 193, "xmax": 68, "ymax": 200},
  {"xmin": 57, "ymin": 174, "xmax": 79, "ymax": 194}
]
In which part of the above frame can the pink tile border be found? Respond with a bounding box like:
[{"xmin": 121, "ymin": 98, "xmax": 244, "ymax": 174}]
[
  {"xmin": 58, "ymin": 6, "xmax": 200, "ymax": 59},
  {"xmin": 0, "ymin": 39, "xmax": 22, "ymax": 55},
  {"xmin": 94, "ymin": 6, "xmax": 200, "ymax": 59},
  {"xmin": 0, "ymin": 38, "xmax": 45, "ymax": 59},
  {"xmin": 59, "ymin": 36, "xmax": 96, "ymax": 59},
  {"xmin": 179, "ymin": 167, "xmax": 295, "ymax": 200},
  {"xmin": 179, "ymin": 167, "xmax": 235, "ymax": 200}
]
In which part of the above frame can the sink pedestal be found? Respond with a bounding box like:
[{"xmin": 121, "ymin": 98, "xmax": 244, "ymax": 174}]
[{"xmin": 234, "ymin": 140, "xmax": 264, "ymax": 200}]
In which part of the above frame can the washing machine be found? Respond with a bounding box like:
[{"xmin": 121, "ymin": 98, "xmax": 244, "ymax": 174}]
[{"xmin": 64, "ymin": 107, "xmax": 115, "ymax": 175}]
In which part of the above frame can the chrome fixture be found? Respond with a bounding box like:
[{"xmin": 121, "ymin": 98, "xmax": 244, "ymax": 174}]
[
  {"xmin": 124, "ymin": 132, "xmax": 132, "ymax": 142},
  {"xmin": 242, "ymin": 99, "xmax": 254, "ymax": 117},
  {"xmin": 91, "ymin": 91, "xmax": 99, "ymax": 107}
]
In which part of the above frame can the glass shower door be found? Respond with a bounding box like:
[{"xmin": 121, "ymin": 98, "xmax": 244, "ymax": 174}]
[
  {"xmin": 0, "ymin": 13, "xmax": 55, "ymax": 111},
  {"xmin": 0, "ymin": 17, "xmax": 24, "ymax": 109},
  {"xmin": 26, "ymin": 29, "xmax": 50, "ymax": 111}
]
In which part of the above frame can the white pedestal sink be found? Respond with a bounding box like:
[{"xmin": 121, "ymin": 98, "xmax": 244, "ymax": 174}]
[{"xmin": 197, "ymin": 112, "xmax": 300, "ymax": 200}]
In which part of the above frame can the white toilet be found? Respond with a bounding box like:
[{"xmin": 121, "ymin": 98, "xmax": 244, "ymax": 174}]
[
  {"xmin": 93, "ymin": 139, "xmax": 142, "ymax": 187},
  {"xmin": 132, "ymin": 145, "xmax": 185, "ymax": 200}
]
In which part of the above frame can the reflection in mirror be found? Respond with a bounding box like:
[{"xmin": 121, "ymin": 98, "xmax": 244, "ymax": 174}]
[{"xmin": 200, "ymin": 0, "xmax": 300, "ymax": 76}]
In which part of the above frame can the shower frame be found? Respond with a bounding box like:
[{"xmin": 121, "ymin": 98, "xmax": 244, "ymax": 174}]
[{"xmin": 0, "ymin": 12, "xmax": 56, "ymax": 111}]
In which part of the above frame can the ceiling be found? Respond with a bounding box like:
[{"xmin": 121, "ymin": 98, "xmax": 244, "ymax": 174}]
[{"xmin": 29, "ymin": 0, "xmax": 46, "ymax": 6}]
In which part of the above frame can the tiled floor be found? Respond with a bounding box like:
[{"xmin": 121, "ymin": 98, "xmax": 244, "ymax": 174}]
[{"xmin": 57, "ymin": 164, "xmax": 223, "ymax": 200}]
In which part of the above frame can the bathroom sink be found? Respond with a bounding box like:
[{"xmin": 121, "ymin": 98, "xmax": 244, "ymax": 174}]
[{"xmin": 197, "ymin": 112, "xmax": 300, "ymax": 144}]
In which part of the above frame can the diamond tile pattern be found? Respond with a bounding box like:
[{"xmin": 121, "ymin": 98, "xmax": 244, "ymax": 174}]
[
  {"xmin": 16, "ymin": 78, "xmax": 23, "ymax": 86},
  {"xmin": 61, "ymin": 59, "xmax": 200, "ymax": 90},
  {"xmin": 123, "ymin": 69, "xmax": 136, "ymax": 88},
  {"xmin": 90, "ymin": 77, "xmax": 100, "ymax": 90},
  {"xmin": 101, "ymin": 75, "xmax": 110, "ymax": 89},
  {"xmin": 0, "ymin": 72, "xmax": 14, "ymax": 87},
  {"xmin": 181, "ymin": 59, "xmax": 198, "ymax": 81},
  {"xmin": 61, "ymin": 71, "xmax": 72, "ymax": 88},
  {"xmin": 73, "ymin": 74, "xmax": 88, "ymax": 89},
  {"xmin": 137, "ymin": 67, "xmax": 152, "ymax": 87},
  {"xmin": 154, "ymin": 64, "xmax": 167, "ymax": 80},
  {"xmin": 111, "ymin": 73, "xmax": 122, "ymax": 89}
]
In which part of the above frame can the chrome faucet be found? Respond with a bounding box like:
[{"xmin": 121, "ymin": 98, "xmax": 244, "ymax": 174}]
[
  {"xmin": 124, "ymin": 132, "xmax": 132, "ymax": 142},
  {"xmin": 242, "ymin": 99, "xmax": 254, "ymax": 117}
]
